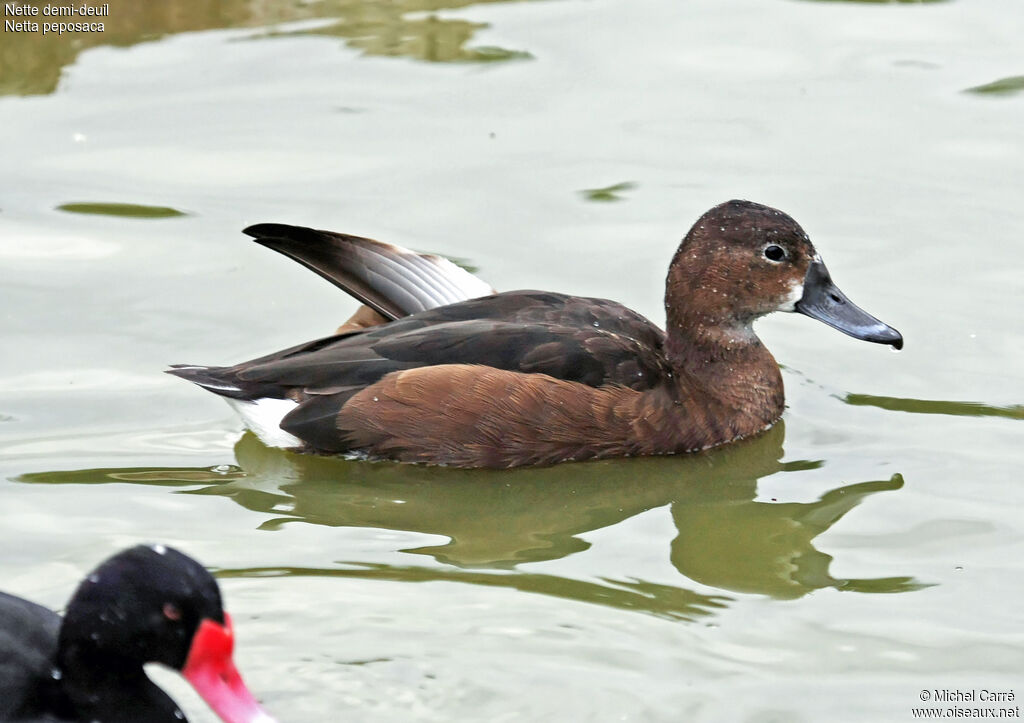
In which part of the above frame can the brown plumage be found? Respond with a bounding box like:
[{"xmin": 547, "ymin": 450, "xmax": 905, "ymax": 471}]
[
  {"xmin": 341, "ymin": 367, "xmax": 679, "ymax": 467},
  {"xmin": 169, "ymin": 200, "xmax": 902, "ymax": 468},
  {"xmin": 335, "ymin": 304, "xmax": 389, "ymax": 334}
]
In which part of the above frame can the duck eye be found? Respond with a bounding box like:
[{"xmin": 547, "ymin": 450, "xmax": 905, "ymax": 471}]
[
  {"xmin": 162, "ymin": 602, "xmax": 182, "ymax": 622},
  {"xmin": 763, "ymin": 244, "xmax": 786, "ymax": 262}
]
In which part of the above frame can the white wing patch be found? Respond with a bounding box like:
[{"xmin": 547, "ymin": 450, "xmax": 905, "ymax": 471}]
[{"xmin": 430, "ymin": 255, "xmax": 495, "ymax": 303}]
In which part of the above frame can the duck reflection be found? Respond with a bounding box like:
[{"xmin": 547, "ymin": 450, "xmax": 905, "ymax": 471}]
[
  {"xmin": 668, "ymin": 474, "xmax": 916, "ymax": 599},
  {"xmin": 17, "ymin": 420, "xmax": 923, "ymax": 617}
]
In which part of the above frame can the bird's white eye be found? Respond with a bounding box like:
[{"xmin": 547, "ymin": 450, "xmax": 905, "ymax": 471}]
[{"xmin": 763, "ymin": 244, "xmax": 786, "ymax": 262}]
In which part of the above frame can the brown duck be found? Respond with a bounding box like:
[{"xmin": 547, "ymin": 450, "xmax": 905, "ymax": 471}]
[{"xmin": 169, "ymin": 200, "xmax": 902, "ymax": 468}]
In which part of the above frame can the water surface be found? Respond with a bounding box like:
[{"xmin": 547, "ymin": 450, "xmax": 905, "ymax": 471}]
[{"xmin": 1, "ymin": 0, "xmax": 1022, "ymax": 720}]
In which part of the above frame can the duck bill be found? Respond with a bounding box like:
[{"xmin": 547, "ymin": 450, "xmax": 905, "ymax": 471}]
[
  {"xmin": 795, "ymin": 259, "xmax": 903, "ymax": 349},
  {"xmin": 182, "ymin": 614, "xmax": 277, "ymax": 723}
]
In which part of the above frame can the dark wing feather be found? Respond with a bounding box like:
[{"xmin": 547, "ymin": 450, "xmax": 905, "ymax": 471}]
[
  {"xmin": 0, "ymin": 593, "xmax": 62, "ymax": 719},
  {"xmin": 170, "ymin": 291, "xmax": 667, "ymax": 404},
  {"xmin": 369, "ymin": 320, "xmax": 667, "ymax": 389},
  {"xmin": 235, "ymin": 294, "xmax": 667, "ymax": 394},
  {"xmin": 243, "ymin": 223, "xmax": 495, "ymax": 320}
]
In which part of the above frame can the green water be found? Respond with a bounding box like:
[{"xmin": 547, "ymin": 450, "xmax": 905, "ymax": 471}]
[{"xmin": 1, "ymin": 0, "xmax": 1021, "ymax": 721}]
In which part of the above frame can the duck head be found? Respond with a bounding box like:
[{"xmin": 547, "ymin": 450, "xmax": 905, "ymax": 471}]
[
  {"xmin": 57, "ymin": 545, "xmax": 274, "ymax": 723},
  {"xmin": 666, "ymin": 200, "xmax": 903, "ymax": 349}
]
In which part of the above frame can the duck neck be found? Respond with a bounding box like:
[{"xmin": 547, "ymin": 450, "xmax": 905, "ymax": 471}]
[
  {"xmin": 57, "ymin": 644, "xmax": 184, "ymax": 722},
  {"xmin": 663, "ymin": 309, "xmax": 785, "ymax": 432}
]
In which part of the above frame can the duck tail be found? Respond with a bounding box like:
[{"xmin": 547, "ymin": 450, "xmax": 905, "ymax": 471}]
[{"xmin": 165, "ymin": 364, "xmax": 251, "ymax": 399}]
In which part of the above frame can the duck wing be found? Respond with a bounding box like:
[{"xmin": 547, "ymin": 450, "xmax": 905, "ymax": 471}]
[
  {"xmin": 244, "ymin": 223, "xmax": 496, "ymax": 321},
  {"xmin": 0, "ymin": 593, "xmax": 63, "ymax": 719},
  {"xmin": 169, "ymin": 289, "xmax": 667, "ymax": 396},
  {"xmin": 168, "ymin": 290, "xmax": 670, "ymax": 454}
]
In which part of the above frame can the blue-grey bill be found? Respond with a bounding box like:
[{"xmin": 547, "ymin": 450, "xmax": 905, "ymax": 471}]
[{"xmin": 795, "ymin": 260, "xmax": 904, "ymax": 350}]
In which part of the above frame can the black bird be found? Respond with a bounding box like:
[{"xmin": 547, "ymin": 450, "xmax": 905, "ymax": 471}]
[{"xmin": 0, "ymin": 545, "xmax": 275, "ymax": 723}]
